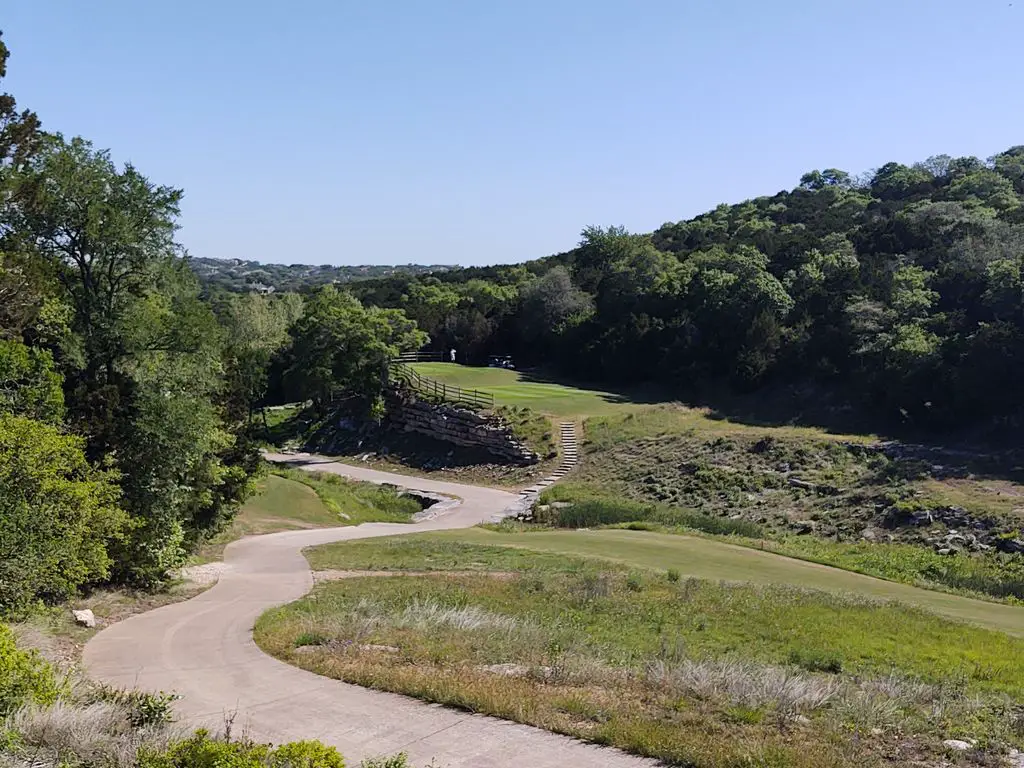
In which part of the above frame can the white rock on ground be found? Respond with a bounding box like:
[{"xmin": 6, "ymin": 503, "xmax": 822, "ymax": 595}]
[
  {"xmin": 942, "ymin": 739, "xmax": 976, "ymax": 751},
  {"xmin": 72, "ymin": 609, "xmax": 96, "ymax": 628}
]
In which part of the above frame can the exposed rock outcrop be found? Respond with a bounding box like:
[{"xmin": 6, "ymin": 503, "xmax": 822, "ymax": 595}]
[{"xmin": 385, "ymin": 389, "xmax": 538, "ymax": 465}]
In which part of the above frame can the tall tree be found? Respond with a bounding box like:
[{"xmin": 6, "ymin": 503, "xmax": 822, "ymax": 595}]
[
  {"xmin": 287, "ymin": 286, "xmax": 426, "ymax": 415},
  {"xmin": 9, "ymin": 136, "xmax": 251, "ymax": 582}
]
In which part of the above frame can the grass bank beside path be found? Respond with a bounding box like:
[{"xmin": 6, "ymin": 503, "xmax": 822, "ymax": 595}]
[
  {"xmin": 265, "ymin": 539, "xmax": 1024, "ymax": 767},
  {"xmin": 197, "ymin": 468, "xmax": 421, "ymax": 562},
  {"xmin": 410, "ymin": 362, "xmax": 650, "ymax": 418},
  {"xmin": 306, "ymin": 529, "xmax": 1024, "ymax": 637}
]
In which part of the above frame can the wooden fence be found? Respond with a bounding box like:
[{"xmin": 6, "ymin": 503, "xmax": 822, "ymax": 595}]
[
  {"xmin": 395, "ymin": 351, "xmax": 445, "ymax": 363},
  {"xmin": 389, "ymin": 361, "xmax": 494, "ymax": 410}
]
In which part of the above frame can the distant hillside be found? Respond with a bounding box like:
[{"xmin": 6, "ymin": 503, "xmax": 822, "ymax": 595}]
[{"xmin": 189, "ymin": 257, "xmax": 455, "ymax": 293}]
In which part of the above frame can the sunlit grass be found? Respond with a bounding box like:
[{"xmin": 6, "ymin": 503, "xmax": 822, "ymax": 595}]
[{"xmin": 259, "ymin": 542, "xmax": 1024, "ymax": 766}]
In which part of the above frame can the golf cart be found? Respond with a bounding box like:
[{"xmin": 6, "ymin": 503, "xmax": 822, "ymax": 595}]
[{"xmin": 488, "ymin": 355, "xmax": 515, "ymax": 370}]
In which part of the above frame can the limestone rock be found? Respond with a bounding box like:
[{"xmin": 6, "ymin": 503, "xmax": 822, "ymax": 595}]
[
  {"xmin": 942, "ymin": 739, "xmax": 975, "ymax": 751},
  {"xmin": 72, "ymin": 609, "xmax": 96, "ymax": 628}
]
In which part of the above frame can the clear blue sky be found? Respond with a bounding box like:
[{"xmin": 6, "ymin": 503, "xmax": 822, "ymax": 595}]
[{"xmin": 4, "ymin": 1, "xmax": 1023, "ymax": 266}]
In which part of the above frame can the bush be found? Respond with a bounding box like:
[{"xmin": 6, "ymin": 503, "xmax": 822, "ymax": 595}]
[
  {"xmin": 143, "ymin": 730, "xmax": 346, "ymax": 768},
  {"xmin": 659, "ymin": 509, "xmax": 764, "ymax": 538},
  {"xmin": 91, "ymin": 684, "xmax": 179, "ymax": 727},
  {"xmin": 359, "ymin": 755, "xmax": 409, "ymax": 768},
  {"xmin": 271, "ymin": 740, "xmax": 346, "ymax": 768},
  {"xmin": 0, "ymin": 624, "xmax": 64, "ymax": 717},
  {"xmin": 546, "ymin": 497, "xmax": 652, "ymax": 528},
  {"xmin": 0, "ymin": 414, "xmax": 128, "ymax": 616},
  {"xmin": 788, "ymin": 648, "xmax": 843, "ymax": 674},
  {"xmin": 536, "ymin": 487, "xmax": 763, "ymax": 538}
]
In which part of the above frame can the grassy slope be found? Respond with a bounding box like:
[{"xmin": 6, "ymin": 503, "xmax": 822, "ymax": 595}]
[
  {"xmin": 197, "ymin": 473, "xmax": 340, "ymax": 561},
  {"xmin": 236, "ymin": 474, "xmax": 340, "ymax": 531},
  {"xmin": 306, "ymin": 530, "xmax": 1024, "ymax": 636},
  {"xmin": 262, "ymin": 540, "xmax": 1024, "ymax": 767},
  {"xmin": 410, "ymin": 362, "xmax": 646, "ymax": 418},
  {"xmin": 200, "ymin": 469, "xmax": 419, "ymax": 562}
]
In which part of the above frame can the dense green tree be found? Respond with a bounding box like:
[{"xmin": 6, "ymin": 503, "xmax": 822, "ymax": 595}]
[
  {"xmin": 517, "ymin": 266, "xmax": 591, "ymax": 351},
  {"xmin": 0, "ymin": 339, "xmax": 63, "ymax": 422},
  {"xmin": 286, "ymin": 286, "xmax": 426, "ymax": 414},
  {"xmin": 0, "ymin": 414, "xmax": 126, "ymax": 615},
  {"xmin": 7, "ymin": 136, "xmax": 255, "ymax": 582},
  {"xmin": 220, "ymin": 292, "xmax": 304, "ymax": 424}
]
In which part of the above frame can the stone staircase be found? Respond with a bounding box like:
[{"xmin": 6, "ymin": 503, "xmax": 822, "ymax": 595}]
[{"xmin": 499, "ymin": 422, "xmax": 579, "ymax": 520}]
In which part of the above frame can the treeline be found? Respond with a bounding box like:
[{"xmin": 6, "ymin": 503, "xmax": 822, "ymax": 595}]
[
  {"xmin": 348, "ymin": 153, "xmax": 1024, "ymax": 431},
  {"xmin": 0, "ymin": 35, "xmax": 423, "ymax": 615},
  {"xmin": 192, "ymin": 256, "xmax": 453, "ymax": 295}
]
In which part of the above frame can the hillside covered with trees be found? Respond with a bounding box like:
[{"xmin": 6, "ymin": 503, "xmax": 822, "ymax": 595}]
[
  {"xmin": 343, "ymin": 150, "xmax": 1024, "ymax": 433},
  {"xmin": 191, "ymin": 256, "xmax": 453, "ymax": 294}
]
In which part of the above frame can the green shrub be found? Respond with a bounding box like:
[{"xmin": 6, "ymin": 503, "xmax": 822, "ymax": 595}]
[
  {"xmin": 0, "ymin": 414, "xmax": 128, "ymax": 616},
  {"xmin": 659, "ymin": 509, "xmax": 764, "ymax": 538},
  {"xmin": 537, "ymin": 487, "xmax": 763, "ymax": 538},
  {"xmin": 271, "ymin": 740, "xmax": 346, "ymax": 768},
  {"xmin": 0, "ymin": 624, "xmax": 64, "ymax": 717},
  {"xmin": 92, "ymin": 684, "xmax": 179, "ymax": 726},
  {"xmin": 359, "ymin": 755, "xmax": 409, "ymax": 768},
  {"xmin": 294, "ymin": 631, "xmax": 330, "ymax": 647},
  {"xmin": 549, "ymin": 497, "xmax": 653, "ymax": 527},
  {"xmin": 666, "ymin": 568, "xmax": 681, "ymax": 582},
  {"xmin": 142, "ymin": 730, "xmax": 269, "ymax": 768},
  {"xmin": 144, "ymin": 730, "xmax": 346, "ymax": 768},
  {"xmin": 788, "ymin": 648, "xmax": 843, "ymax": 674}
]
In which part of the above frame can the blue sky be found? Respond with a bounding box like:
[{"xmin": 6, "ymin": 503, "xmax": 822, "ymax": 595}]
[{"xmin": 4, "ymin": 1, "xmax": 1023, "ymax": 266}]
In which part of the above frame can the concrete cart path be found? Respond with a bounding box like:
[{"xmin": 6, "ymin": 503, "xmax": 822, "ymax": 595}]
[{"xmin": 84, "ymin": 453, "xmax": 655, "ymax": 768}]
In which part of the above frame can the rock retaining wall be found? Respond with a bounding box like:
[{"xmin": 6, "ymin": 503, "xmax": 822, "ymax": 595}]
[{"xmin": 386, "ymin": 388, "xmax": 539, "ymax": 465}]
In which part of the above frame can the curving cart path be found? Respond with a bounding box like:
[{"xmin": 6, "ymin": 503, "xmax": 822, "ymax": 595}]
[{"xmin": 84, "ymin": 452, "xmax": 654, "ymax": 768}]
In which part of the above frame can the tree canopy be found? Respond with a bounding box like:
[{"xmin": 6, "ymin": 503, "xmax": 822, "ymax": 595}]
[{"xmin": 339, "ymin": 148, "xmax": 1024, "ymax": 431}]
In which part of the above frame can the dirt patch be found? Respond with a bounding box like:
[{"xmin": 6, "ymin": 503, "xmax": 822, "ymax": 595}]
[{"xmin": 178, "ymin": 562, "xmax": 231, "ymax": 586}]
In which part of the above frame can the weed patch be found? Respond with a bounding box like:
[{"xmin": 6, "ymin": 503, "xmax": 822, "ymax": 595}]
[{"xmin": 257, "ymin": 546, "xmax": 1024, "ymax": 766}]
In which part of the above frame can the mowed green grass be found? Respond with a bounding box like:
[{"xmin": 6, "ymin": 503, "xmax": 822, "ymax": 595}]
[
  {"xmin": 410, "ymin": 363, "xmax": 644, "ymax": 417},
  {"xmin": 197, "ymin": 470, "xmax": 419, "ymax": 561},
  {"xmin": 307, "ymin": 529, "xmax": 1024, "ymax": 636},
  {"xmin": 239, "ymin": 474, "xmax": 342, "ymax": 532}
]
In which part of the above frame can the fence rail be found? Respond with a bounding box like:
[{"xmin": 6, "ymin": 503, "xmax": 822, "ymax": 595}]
[
  {"xmin": 395, "ymin": 351, "xmax": 445, "ymax": 363},
  {"xmin": 389, "ymin": 361, "xmax": 494, "ymax": 410}
]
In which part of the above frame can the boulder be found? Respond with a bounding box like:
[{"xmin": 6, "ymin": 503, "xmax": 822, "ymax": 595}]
[
  {"xmin": 997, "ymin": 537, "xmax": 1024, "ymax": 554},
  {"xmin": 72, "ymin": 609, "xmax": 96, "ymax": 628},
  {"xmin": 942, "ymin": 739, "xmax": 975, "ymax": 751}
]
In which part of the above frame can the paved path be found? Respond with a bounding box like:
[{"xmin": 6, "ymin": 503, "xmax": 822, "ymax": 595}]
[{"xmin": 84, "ymin": 453, "xmax": 655, "ymax": 768}]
